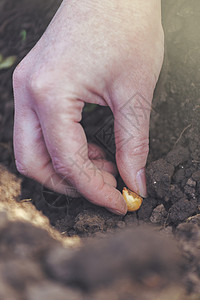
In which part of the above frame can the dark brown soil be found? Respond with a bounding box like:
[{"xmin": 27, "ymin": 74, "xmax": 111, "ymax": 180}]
[{"xmin": 0, "ymin": 0, "xmax": 200, "ymax": 299}]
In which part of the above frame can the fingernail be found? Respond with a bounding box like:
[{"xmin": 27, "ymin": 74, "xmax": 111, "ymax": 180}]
[{"xmin": 136, "ymin": 168, "xmax": 147, "ymax": 198}]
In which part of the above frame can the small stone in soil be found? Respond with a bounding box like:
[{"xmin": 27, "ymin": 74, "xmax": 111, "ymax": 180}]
[
  {"xmin": 186, "ymin": 178, "xmax": 196, "ymax": 187},
  {"xmin": 192, "ymin": 170, "xmax": 200, "ymax": 181},
  {"xmin": 150, "ymin": 204, "xmax": 168, "ymax": 225}
]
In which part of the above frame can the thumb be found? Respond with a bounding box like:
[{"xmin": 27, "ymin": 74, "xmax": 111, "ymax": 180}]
[{"xmin": 113, "ymin": 91, "xmax": 152, "ymax": 198}]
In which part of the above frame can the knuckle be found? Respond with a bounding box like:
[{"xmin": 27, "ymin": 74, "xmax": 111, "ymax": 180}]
[
  {"xmin": 52, "ymin": 158, "xmax": 71, "ymax": 179},
  {"xmin": 29, "ymin": 72, "xmax": 42, "ymax": 91},
  {"xmin": 28, "ymin": 71, "xmax": 62, "ymax": 109},
  {"xmin": 28, "ymin": 72, "xmax": 53, "ymax": 104},
  {"xmin": 13, "ymin": 61, "xmax": 53, "ymax": 104},
  {"xmin": 28, "ymin": 73, "xmax": 45, "ymax": 97}
]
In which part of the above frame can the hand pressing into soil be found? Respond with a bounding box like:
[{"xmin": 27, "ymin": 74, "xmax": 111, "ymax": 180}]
[{"xmin": 13, "ymin": 0, "xmax": 164, "ymax": 215}]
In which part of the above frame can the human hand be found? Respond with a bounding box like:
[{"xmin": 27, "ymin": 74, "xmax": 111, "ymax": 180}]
[{"xmin": 13, "ymin": 0, "xmax": 164, "ymax": 215}]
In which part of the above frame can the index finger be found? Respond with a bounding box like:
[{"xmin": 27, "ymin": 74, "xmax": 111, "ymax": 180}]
[{"xmin": 36, "ymin": 98, "xmax": 127, "ymax": 215}]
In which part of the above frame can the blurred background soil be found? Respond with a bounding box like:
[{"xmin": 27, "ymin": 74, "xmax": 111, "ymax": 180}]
[{"xmin": 0, "ymin": 0, "xmax": 200, "ymax": 299}]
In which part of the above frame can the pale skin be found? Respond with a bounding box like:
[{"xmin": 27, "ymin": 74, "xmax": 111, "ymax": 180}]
[{"xmin": 13, "ymin": 0, "xmax": 164, "ymax": 215}]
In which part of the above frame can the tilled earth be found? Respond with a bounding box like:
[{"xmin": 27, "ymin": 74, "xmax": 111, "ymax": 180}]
[{"xmin": 0, "ymin": 0, "xmax": 200, "ymax": 299}]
